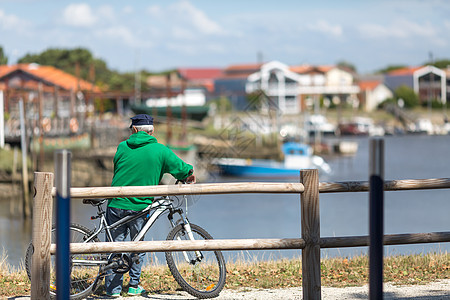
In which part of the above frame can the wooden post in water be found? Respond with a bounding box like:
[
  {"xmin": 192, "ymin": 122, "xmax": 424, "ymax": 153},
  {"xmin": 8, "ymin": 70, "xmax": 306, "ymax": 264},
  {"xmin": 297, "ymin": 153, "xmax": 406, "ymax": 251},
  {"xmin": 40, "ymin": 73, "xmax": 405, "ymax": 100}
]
[
  {"xmin": 19, "ymin": 99, "xmax": 31, "ymax": 218},
  {"xmin": 31, "ymin": 172, "xmax": 54, "ymax": 300},
  {"xmin": 300, "ymin": 169, "xmax": 321, "ymax": 300}
]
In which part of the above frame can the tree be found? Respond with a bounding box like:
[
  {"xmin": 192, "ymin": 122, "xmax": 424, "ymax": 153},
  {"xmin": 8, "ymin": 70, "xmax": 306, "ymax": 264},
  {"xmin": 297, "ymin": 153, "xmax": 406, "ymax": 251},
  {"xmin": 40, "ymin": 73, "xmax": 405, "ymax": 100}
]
[
  {"xmin": 426, "ymin": 59, "xmax": 450, "ymax": 69},
  {"xmin": 16, "ymin": 47, "xmax": 146, "ymax": 91},
  {"xmin": 0, "ymin": 46, "xmax": 8, "ymax": 65},
  {"xmin": 375, "ymin": 65, "xmax": 407, "ymax": 74},
  {"xmin": 394, "ymin": 85, "xmax": 419, "ymax": 108},
  {"xmin": 336, "ymin": 60, "xmax": 357, "ymax": 73}
]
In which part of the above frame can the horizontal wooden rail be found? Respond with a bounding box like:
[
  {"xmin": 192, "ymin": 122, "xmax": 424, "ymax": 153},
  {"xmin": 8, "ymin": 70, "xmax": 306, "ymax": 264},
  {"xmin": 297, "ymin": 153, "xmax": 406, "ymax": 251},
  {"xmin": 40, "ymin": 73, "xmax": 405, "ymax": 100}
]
[
  {"xmin": 320, "ymin": 231, "xmax": 450, "ymax": 248},
  {"xmin": 50, "ymin": 231, "xmax": 450, "ymax": 254},
  {"xmin": 52, "ymin": 182, "xmax": 305, "ymax": 198},
  {"xmin": 49, "ymin": 178, "xmax": 450, "ymax": 199},
  {"xmin": 319, "ymin": 178, "xmax": 450, "ymax": 193},
  {"xmin": 50, "ymin": 238, "xmax": 306, "ymax": 254}
]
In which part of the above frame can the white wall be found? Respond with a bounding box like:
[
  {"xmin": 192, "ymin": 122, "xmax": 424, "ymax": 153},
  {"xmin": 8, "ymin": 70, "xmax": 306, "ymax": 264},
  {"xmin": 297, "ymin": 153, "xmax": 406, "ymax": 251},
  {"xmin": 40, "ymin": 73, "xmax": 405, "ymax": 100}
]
[
  {"xmin": 365, "ymin": 84, "xmax": 393, "ymax": 111},
  {"xmin": 326, "ymin": 68, "xmax": 354, "ymax": 86},
  {"xmin": 145, "ymin": 89, "xmax": 206, "ymax": 107}
]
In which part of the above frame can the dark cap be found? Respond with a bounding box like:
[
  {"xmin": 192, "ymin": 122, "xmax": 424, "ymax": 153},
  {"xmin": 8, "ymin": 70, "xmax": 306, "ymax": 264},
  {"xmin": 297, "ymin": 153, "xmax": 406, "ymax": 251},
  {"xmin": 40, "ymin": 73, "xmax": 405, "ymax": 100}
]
[{"xmin": 130, "ymin": 114, "xmax": 154, "ymax": 128}]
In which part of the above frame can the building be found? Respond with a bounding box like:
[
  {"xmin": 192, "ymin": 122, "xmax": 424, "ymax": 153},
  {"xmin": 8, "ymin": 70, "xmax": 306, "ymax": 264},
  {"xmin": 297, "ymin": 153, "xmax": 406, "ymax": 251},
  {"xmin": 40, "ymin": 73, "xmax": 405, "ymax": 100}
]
[
  {"xmin": 214, "ymin": 63, "xmax": 263, "ymax": 110},
  {"xmin": 146, "ymin": 68, "xmax": 223, "ymax": 96},
  {"xmin": 289, "ymin": 64, "xmax": 360, "ymax": 113},
  {"xmin": 358, "ymin": 80, "xmax": 393, "ymax": 111},
  {"xmin": 0, "ymin": 63, "xmax": 101, "ymax": 138},
  {"xmin": 243, "ymin": 61, "xmax": 360, "ymax": 114},
  {"xmin": 384, "ymin": 65, "xmax": 447, "ymax": 105},
  {"xmin": 245, "ymin": 61, "xmax": 303, "ymax": 113}
]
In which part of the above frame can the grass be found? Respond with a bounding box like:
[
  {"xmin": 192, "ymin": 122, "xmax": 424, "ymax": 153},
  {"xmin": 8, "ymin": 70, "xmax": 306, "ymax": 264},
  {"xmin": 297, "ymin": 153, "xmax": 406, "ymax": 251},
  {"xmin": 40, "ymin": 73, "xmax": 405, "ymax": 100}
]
[{"xmin": 0, "ymin": 251, "xmax": 448, "ymax": 298}]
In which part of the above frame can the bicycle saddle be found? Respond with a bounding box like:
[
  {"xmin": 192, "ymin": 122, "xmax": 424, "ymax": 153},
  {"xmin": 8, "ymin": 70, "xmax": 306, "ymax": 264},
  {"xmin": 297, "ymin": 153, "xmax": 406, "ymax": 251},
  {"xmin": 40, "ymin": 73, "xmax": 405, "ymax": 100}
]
[{"xmin": 82, "ymin": 198, "xmax": 106, "ymax": 206}]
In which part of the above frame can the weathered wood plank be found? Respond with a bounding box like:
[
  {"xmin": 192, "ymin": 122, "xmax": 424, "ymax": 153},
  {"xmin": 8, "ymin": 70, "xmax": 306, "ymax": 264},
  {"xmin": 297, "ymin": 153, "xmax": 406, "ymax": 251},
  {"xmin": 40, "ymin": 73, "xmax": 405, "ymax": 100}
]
[
  {"xmin": 320, "ymin": 231, "xmax": 450, "ymax": 248},
  {"xmin": 55, "ymin": 182, "xmax": 305, "ymax": 198},
  {"xmin": 50, "ymin": 238, "xmax": 306, "ymax": 254},
  {"xmin": 301, "ymin": 169, "xmax": 321, "ymax": 300},
  {"xmin": 31, "ymin": 172, "xmax": 53, "ymax": 300},
  {"xmin": 319, "ymin": 178, "xmax": 450, "ymax": 193}
]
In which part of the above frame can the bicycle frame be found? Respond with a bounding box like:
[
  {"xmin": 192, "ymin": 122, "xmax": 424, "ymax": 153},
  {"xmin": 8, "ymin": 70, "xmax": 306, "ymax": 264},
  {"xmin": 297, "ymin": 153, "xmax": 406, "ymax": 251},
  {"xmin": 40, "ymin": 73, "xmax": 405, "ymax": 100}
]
[
  {"xmin": 85, "ymin": 197, "xmax": 179, "ymax": 244},
  {"xmin": 75, "ymin": 196, "xmax": 199, "ymax": 269}
]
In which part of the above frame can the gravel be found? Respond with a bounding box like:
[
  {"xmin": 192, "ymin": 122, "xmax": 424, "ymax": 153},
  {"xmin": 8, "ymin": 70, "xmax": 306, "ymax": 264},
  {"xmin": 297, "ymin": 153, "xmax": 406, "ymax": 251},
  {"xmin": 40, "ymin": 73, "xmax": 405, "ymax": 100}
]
[{"xmin": 11, "ymin": 279, "xmax": 449, "ymax": 300}]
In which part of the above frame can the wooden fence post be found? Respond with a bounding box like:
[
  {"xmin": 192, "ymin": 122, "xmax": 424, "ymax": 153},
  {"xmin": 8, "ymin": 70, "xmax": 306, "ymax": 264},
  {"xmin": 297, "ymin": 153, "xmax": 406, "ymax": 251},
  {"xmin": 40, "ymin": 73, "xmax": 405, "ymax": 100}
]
[
  {"xmin": 301, "ymin": 169, "xmax": 321, "ymax": 299},
  {"xmin": 31, "ymin": 172, "xmax": 54, "ymax": 300}
]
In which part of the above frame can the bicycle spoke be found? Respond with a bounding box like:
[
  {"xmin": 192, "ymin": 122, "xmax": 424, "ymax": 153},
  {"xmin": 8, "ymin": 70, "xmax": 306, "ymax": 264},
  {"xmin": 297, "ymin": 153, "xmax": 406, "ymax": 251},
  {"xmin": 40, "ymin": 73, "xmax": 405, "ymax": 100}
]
[{"xmin": 165, "ymin": 224, "xmax": 226, "ymax": 298}]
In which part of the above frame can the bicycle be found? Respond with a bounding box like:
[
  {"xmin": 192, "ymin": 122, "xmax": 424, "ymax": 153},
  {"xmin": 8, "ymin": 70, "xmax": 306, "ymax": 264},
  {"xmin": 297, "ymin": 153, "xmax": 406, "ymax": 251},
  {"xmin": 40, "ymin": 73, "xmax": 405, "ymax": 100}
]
[{"xmin": 25, "ymin": 181, "xmax": 227, "ymax": 299}]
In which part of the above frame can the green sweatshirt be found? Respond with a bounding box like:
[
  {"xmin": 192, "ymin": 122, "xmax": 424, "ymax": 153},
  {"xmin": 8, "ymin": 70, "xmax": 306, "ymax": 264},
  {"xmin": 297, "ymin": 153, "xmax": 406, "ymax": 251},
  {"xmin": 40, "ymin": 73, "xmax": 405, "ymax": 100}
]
[{"xmin": 108, "ymin": 131, "xmax": 193, "ymax": 211}]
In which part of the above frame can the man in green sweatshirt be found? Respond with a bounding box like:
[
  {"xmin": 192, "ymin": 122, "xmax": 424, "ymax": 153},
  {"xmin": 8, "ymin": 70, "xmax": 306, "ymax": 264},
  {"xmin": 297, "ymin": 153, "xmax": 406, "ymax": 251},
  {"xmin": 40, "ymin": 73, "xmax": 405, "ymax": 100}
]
[{"xmin": 105, "ymin": 114, "xmax": 195, "ymax": 297}]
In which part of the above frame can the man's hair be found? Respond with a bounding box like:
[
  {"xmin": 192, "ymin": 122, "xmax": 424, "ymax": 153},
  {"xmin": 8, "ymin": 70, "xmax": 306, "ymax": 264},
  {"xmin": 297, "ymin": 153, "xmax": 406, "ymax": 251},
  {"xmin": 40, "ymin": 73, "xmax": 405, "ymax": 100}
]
[{"xmin": 133, "ymin": 125, "xmax": 154, "ymax": 134}]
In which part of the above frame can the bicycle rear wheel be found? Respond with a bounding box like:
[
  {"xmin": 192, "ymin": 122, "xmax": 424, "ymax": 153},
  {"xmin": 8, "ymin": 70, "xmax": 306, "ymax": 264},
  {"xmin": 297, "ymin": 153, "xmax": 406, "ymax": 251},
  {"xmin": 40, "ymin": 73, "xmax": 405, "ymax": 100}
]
[
  {"xmin": 165, "ymin": 223, "xmax": 226, "ymax": 299},
  {"xmin": 25, "ymin": 223, "xmax": 106, "ymax": 300}
]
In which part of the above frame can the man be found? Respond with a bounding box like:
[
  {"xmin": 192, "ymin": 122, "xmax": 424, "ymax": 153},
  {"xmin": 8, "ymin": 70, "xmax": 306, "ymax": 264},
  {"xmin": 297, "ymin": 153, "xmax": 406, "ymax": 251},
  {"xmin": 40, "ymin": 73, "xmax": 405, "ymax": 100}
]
[{"xmin": 105, "ymin": 114, "xmax": 195, "ymax": 297}]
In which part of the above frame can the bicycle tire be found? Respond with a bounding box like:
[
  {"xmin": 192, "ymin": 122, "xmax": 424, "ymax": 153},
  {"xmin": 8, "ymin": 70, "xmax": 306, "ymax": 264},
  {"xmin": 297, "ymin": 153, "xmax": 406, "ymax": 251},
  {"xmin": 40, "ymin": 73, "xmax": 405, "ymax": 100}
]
[
  {"xmin": 25, "ymin": 223, "xmax": 106, "ymax": 300},
  {"xmin": 165, "ymin": 223, "xmax": 226, "ymax": 299}
]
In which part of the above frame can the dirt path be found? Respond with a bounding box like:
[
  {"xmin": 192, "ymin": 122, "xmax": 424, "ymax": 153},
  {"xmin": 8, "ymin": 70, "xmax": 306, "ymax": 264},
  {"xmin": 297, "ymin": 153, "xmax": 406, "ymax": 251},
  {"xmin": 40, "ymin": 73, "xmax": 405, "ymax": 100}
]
[{"xmin": 11, "ymin": 279, "xmax": 449, "ymax": 300}]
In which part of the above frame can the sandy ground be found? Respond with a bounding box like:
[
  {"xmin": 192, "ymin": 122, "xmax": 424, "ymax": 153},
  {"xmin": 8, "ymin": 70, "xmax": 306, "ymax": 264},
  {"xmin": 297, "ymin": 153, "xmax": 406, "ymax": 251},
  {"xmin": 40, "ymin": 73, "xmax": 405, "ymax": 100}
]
[{"xmin": 9, "ymin": 279, "xmax": 449, "ymax": 300}]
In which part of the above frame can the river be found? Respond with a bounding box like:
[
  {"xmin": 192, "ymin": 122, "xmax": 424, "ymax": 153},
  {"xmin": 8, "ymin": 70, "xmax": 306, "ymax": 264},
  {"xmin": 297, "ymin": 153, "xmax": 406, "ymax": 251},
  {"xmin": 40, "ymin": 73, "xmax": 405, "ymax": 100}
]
[{"xmin": 1, "ymin": 134, "xmax": 449, "ymax": 269}]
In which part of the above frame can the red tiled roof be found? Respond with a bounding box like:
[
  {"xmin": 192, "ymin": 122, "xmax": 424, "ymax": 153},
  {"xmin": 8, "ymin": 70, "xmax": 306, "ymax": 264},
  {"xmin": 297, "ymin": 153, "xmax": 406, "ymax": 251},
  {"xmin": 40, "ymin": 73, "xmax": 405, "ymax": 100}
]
[
  {"xmin": 0, "ymin": 65, "xmax": 16, "ymax": 78},
  {"xmin": 224, "ymin": 63, "xmax": 263, "ymax": 72},
  {"xmin": 177, "ymin": 68, "xmax": 223, "ymax": 80},
  {"xmin": 0, "ymin": 64, "xmax": 101, "ymax": 92},
  {"xmin": 290, "ymin": 64, "xmax": 335, "ymax": 74},
  {"xmin": 386, "ymin": 66, "xmax": 424, "ymax": 76},
  {"xmin": 290, "ymin": 65, "xmax": 312, "ymax": 74},
  {"xmin": 214, "ymin": 63, "xmax": 264, "ymax": 80},
  {"xmin": 359, "ymin": 80, "xmax": 382, "ymax": 91}
]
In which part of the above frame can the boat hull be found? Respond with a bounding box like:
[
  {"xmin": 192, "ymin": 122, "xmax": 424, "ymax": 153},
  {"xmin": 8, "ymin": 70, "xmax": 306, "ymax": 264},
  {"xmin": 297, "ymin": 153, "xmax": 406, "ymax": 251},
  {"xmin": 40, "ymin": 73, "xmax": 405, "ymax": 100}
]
[{"xmin": 218, "ymin": 163, "xmax": 303, "ymax": 177}]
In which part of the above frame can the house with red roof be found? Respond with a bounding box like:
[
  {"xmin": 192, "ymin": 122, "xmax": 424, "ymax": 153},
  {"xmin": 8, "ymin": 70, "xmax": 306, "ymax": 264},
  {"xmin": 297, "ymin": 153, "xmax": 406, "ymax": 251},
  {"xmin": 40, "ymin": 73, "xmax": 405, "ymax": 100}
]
[
  {"xmin": 0, "ymin": 63, "xmax": 101, "ymax": 138},
  {"xmin": 0, "ymin": 63, "xmax": 100, "ymax": 94},
  {"xmin": 358, "ymin": 80, "xmax": 393, "ymax": 111},
  {"xmin": 384, "ymin": 65, "xmax": 447, "ymax": 105},
  {"xmin": 146, "ymin": 67, "xmax": 222, "ymax": 94},
  {"xmin": 242, "ymin": 61, "xmax": 359, "ymax": 113}
]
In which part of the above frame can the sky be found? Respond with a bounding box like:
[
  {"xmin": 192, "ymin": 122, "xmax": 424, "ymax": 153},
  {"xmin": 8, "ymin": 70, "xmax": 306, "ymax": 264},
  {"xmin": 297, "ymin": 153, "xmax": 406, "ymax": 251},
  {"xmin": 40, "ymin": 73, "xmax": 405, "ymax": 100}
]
[{"xmin": 1, "ymin": 0, "xmax": 450, "ymax": 74}]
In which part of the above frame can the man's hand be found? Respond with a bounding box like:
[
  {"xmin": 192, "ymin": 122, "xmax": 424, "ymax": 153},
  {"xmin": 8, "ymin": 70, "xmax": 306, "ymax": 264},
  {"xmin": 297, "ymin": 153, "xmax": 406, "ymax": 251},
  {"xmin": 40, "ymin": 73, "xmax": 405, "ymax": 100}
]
[{"xmin": 185, "ymin": 174, "xmax": 196, "ymax": 184}]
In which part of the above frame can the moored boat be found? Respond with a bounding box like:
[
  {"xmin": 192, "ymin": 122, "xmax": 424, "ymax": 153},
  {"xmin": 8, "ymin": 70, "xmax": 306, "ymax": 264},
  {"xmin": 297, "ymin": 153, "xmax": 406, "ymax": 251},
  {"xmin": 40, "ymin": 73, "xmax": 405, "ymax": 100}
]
[{"xmin": 212, "ymin": 142, "xmax": 331, "ymax": 177}]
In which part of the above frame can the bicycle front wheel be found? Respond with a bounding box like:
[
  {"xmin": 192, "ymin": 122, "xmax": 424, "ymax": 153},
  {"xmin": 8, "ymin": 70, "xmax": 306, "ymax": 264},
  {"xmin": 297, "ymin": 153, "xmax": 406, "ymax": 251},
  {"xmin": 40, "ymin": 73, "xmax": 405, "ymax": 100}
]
[
  {"xmin": 25, "ymin": 223, "xmax": 106, "ymax": 300},
  {"xmin": 165, "ymin": 223, "xmax": 226, "ymax": 299}
]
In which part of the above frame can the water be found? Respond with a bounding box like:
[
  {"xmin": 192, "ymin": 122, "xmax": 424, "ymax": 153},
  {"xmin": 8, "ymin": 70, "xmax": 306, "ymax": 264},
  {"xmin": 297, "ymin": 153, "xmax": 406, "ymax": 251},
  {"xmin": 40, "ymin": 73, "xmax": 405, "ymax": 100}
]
[{"xmin": 1, "ymin": 134, "xmax": 449, "ymax": 268}]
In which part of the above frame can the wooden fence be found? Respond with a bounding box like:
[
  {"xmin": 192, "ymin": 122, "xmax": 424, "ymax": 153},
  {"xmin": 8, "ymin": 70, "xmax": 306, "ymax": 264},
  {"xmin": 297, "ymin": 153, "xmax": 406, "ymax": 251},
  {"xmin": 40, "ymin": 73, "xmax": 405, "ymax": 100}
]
[{"xmin": 31, "ymin": 171, "xmax": 450, "ymax": 299}]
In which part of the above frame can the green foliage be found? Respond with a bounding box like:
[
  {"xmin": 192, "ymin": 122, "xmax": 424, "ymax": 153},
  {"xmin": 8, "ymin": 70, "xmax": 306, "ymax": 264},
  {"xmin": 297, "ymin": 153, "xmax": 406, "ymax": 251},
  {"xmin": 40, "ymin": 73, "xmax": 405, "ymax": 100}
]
[
  {"xmin": 424, "ymin": 59, "xmax": 450, "ymax": 69},
  {"xmin": 0, "ymin": 46, "xmax": 8, "ymax": 65},
  {"xmin": 18, "ymin": 48, "xmax": 96, "ymax": 78},
  {"xmin": 336, "ymin": 60, "xmax": 357, "ymax": 73},
  {"xmin": 94, "ymin": 98, "xmax": 116, "ymax": 112},
  {"xmin": 209, "ymin": 96, "xmax": 232, "ymax": 112},
  {"xmin": 16, "ymin": 47, "xmax": 151, "ymax": 92},
  {"xmin": 394, "ymin": 85, "xmax": 419, "ymax": 108},
  {"xmin": 246, "ymin": 91, "xmax": 272, "ymax": 111},
  {"xmin": 421, "ymin": 99, "xmax": 444, "ymax": 109},
  {"xmin": 378, "ymin": 97, "xmax": 396, "ymax": 109},
  {"xmin": 375, "ymin": 64, "xmax": 408, "ymax": 74}
]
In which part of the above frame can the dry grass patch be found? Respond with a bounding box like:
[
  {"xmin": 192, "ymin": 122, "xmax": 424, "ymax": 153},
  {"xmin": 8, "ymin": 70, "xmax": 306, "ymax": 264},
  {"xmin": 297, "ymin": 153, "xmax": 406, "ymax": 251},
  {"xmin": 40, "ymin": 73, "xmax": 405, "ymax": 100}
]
[{"xmin": 1, "ymin": 251, "xmax": 448, "ymax": 297}]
